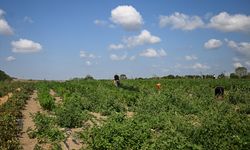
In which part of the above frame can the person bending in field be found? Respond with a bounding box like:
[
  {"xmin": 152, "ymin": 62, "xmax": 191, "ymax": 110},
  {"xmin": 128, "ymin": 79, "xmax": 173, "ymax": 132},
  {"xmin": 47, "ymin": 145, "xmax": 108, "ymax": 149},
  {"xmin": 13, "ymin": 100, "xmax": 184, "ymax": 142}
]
[{"xmin": 114, "ymin": 74, "xmax": 120, "ymax": 87}]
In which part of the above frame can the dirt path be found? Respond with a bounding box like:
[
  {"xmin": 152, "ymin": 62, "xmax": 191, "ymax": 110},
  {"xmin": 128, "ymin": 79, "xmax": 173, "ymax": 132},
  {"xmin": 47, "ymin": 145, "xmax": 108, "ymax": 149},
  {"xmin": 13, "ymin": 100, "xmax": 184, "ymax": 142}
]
[
  {"xmin": 0, "ymin": 93, "xmax": 13, "ymax": 106},
  {"xmin": 60, "ymin": 128, "xmax": 86, "ymax": 150},
  {"xmin": 50, "ymin": 89, "xmax": 62, "ymax": 104},
  {"xmin": 19, "ymin": 90, "xmax": 42, "ymax": 150},
  {"xmin": 49, "ymin": 89, "xmax": 85, "ymax": 149}
]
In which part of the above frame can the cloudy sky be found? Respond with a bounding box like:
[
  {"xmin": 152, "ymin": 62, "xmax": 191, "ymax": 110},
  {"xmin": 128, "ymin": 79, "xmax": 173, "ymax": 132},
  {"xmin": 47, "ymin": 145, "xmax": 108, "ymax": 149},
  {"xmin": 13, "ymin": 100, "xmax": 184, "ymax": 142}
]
[{"xmin": 0, "ymin": 0, "xmax": 250, "ymax": 80}]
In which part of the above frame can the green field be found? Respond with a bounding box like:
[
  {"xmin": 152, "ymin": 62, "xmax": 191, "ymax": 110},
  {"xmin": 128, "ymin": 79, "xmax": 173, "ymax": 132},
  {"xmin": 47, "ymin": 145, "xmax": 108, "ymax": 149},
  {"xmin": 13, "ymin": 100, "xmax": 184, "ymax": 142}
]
[{"xmin": 1, "ymin": 79, "xmax": 250, "ymax": 149}]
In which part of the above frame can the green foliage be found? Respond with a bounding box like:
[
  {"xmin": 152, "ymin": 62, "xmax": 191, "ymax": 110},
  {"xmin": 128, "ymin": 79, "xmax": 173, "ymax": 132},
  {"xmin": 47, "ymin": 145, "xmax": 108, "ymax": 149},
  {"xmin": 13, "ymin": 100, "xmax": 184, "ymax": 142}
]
[
  {"xmin": 82, "ymin": 113, "xmax": 151, "ymax": 150},
  {"xmin": 55, "ymin": 96, "xmax": 90, "ymax": 128},
  {"xmin": 2, "ymin": 79, "xmax": 250, "ymax": 149},
  {"xmin": 0, "ymin": 70, "xmax": 12, "ymax": 81},
  {"xmin": 84, "ymin": 75, "xmax": 95, "ymax": 80},
  {"xmin": 32, "ymin": 112, "xmax": 64, "ymax": 142},
  {"xmin": 230, "ymin": 73, "xmax": 239, "ymax": 79},
  {"xmin": 0, "ymin": 83, "xmax": 34, "ymax": 149},
  {"xmin": 37, "ymin": 82, "xmax": 55, "ymax": 111}
]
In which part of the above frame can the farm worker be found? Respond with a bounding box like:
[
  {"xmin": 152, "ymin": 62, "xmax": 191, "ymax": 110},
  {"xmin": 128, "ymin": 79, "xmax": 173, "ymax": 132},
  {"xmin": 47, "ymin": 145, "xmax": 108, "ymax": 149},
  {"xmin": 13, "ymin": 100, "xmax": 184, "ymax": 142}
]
[
  {"xmin": 215, "ymin": 86, "xmax": 224, "ymax": 99},
  {"xmin": 114, "ymin": 74, "xmax": 120, "ymax": 87},
  {"xmin": 156, "ymin": 83, "xmax": 161, "ymax": 90}
]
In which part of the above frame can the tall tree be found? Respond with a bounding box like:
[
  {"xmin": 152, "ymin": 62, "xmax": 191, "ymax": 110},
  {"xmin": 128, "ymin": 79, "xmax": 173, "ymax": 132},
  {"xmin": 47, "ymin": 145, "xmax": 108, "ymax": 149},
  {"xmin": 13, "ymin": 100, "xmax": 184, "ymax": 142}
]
[{"xmin": 235, "ymin": 67, "xmax": 247, "ymax": 77}]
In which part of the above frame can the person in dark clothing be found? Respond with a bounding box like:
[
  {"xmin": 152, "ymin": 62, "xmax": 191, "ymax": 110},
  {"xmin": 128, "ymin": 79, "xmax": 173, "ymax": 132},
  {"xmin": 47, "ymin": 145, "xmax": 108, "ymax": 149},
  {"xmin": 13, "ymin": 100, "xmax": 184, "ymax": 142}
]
[
  {"xmin": 215, "ymin": 86, "xmax": 224, "ymax": 99},
  {"xmin": 114, "ymin": 74, "xmax": 120, "ymax": 87}
]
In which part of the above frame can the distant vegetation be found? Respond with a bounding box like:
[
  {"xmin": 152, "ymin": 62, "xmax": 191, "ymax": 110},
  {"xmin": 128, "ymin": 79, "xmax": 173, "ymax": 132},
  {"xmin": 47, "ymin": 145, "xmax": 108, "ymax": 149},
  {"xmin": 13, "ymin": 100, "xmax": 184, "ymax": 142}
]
[
  {"xmin": 0, "ymin": 72, "xmax": 250, "ymax": 149},
  {"xmin": 0, "ymin": 70, "xmax": 12, "ymax": 81}
]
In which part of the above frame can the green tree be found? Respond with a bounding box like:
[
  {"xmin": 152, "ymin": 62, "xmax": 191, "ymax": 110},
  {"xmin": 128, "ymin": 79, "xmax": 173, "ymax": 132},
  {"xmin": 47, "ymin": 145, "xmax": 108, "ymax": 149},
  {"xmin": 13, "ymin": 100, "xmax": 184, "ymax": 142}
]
[
  {"xmin": 235, "ymin": 67, "xmax": 247, "ymax": 77},
  {"xmin": 120, "ymin": 74, "xmax": 127, "ymax": 80},
  {"xmin": 230, "ymin": 73, "xmax": 239, "ymax": 79},
  {"xmin": 0, "ymin": 70, "xmax": 12, "ymax": 81},
  {"xmin": 84, "ymin": 75, "xmax": 94, "ymax": 80},
  {"xmin": 218, "ymin": 73, "xmax": 225, "ymax": 79}
]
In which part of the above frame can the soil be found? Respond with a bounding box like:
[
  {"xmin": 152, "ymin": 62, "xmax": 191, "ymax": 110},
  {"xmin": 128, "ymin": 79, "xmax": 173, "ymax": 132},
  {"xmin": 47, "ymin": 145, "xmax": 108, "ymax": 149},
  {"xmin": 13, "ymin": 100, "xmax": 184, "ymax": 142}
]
[
  {"xmin": 0, "ymin": 92, "xmax": 13, "ymax": 106},
  {"xmin": 50, "ymin": 89, "xmax": 85, "ymax": 149},
  {"xmin": 49, "ymin": 89, "xmax": 62, "ymax": 104},
  {"xmin": 19, "ymin": 90, "xmax": 42, "ymax": 150},
  {"xmin": 60, "ymin": 128, "xmax": 86, "ymax": 150},
  {"xmin": 89, "ymin": 112, "xmax": 107, "ymax": 126},
  {"xmin": 126, "ymin": 111, "xmax": 134, "ymax": 118}
]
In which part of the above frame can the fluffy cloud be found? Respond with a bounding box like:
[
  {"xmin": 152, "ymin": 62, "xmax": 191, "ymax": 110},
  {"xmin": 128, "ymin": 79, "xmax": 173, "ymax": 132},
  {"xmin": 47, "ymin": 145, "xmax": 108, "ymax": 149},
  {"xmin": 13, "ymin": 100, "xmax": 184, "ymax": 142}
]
[
  {"xmin": 226, "ymin": 39, "xmax": 250, "ymax": 57},
  {"xmin": 204, "ymin": 39, "xmax": 223, "ymax": 49},
  {"xmin": 6, "ymin": 56, "xmax": 16, "ymax": 61},
  {"xmin": 159, "ymin": 12, "xmax": 204, "ymax": 30},
  {"xmin": 245, "ymin": 61, "xmax": 250, "ymax": 67},
  {"xmin": 85, "ymin": 61, "xmax": 92, "ymax": 66},
  {"xmin": 0, "ymin": 9, "xmax": 13, "ymax": 35},
  {"xmin": 0, "ymin": 19, "xmax": 13, "ymax": 35},
  {"xmin": 109, "ymin": 44, "xmax": 125, "ymax": 50},
  {"xmin": 192, "ymin": 63, "xmax": 210, "ymax": 69},
  {"xmin": 24, "ymin": 16, "xmax": 34, "ymax": 23},
  {"xmin": 110, "ymin": 5, "xmax": 143, "ymax": 31},
  {"xmin": 94, "ymin": 19, "xmax": 115, "ymax": 28},
  {"xmin": 0, "ymin": 9, "xmax": 5, "ymax": 17},
  {"xmin": 185, "ymin": 55, "xmax": 198, "ymax": 61},
  {"xmin": 94, "ymin": 19, "xmax": 107, "ymax": 26},
  {"xmin": 110, "ymin": 54, "xmax": 127, "ymax": 61},
  {"xmin": 208, "ymin": 12, "xmax": 250, "ymax": 32},
  {"xmin": 233, "ymin": 62, "xmax": 243, "ymax": 68},
  {"xmin": 140, "ymin": 48, "xmax": 167, "ymax": 58},
  {"xmin": 124, "ymin": 30, "xmax": 161, "ymax": 47},
  {"xmin": 11, "ymin": 39, "xmax": 42, "ymax": 53},
  {"xmin": 80, "ymin": 51, "xmax": 96, "ymax": 59},
  {"xmin": 129, "ymin": 55, "xmax": 136, "ymax": 61}
]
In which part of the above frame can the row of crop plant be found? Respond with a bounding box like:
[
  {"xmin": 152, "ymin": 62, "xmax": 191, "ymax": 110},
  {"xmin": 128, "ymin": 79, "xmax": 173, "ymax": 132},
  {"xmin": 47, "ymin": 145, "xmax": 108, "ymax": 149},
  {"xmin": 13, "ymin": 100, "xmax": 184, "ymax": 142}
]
[{"xmin": 0, "ymin": 82, "xmax": 34, "ymax": 149}]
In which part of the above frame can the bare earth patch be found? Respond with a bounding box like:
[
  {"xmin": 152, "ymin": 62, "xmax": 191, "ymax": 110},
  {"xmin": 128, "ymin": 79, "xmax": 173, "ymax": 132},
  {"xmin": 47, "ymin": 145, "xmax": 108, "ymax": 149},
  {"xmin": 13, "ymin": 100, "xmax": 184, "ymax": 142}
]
[
  {"xmin": 126, "ymin": 111, "xmax": 134, "ymax": 118},
  {"xmin": 124, "ymin": 105, "xmax": 134, "ymax": 118},
  {"xmin": 50, "ymin": 89, "xmax": 62, "ymax": 104},
  {"xmin": 0, "ymin": 92, "xmax": 13, "ymax": 106},
  {"xmin": 16, "ymin": 88, "xmax": 21, "ymax": 92},
  {"xmin": 19, "ymin": 90, "xmax": 43, "ymax": 150},
  {"xmin": 59, "ymin": 128, "xmax": 86, "ymax": 150}
]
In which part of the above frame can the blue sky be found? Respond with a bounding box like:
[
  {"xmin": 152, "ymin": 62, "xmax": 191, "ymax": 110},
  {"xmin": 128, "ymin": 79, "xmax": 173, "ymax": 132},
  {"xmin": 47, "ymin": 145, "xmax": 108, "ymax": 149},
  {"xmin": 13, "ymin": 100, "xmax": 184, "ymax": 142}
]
[{"xmin": 0, "ymin": 0, "xmax": 250, "ymax": 80}]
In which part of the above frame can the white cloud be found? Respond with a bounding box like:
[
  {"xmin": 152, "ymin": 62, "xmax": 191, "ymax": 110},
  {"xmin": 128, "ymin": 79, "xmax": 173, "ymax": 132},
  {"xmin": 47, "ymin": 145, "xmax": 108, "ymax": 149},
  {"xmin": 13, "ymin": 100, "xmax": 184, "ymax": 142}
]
[
  {"xmin": 226, "ymin": 39, "xmax": 250, "ymax": 57},
  {"xmin": 233, "ymin": 62, "xmax": 243, "ymax": 68},
  {"xmin": 185, "ymin": 55, "xmax": 198, "ymax": 61},
  {"xmin": 80, "ymin": 51, "xmax": 96, "ymax": 59},
  {"xmin": 0, "ymin": 19, "xmax": 13, "ymax": 35},
  {"xmin": 192, "ymin": 63, "xmax": 210, "ymax": 69},
  {"xmin": 0, "ymin": 9, "xmax": 5, "ymax": 17},
  {"xmin": 24, "ymin": 16, "xmax": 34, "ymax": 23},
  {"xmin": 124, "ymin": 30, "xmax": 161, "ymax": 47},
  {"xmin": 109, "ymin": 44, "xmax": 124, "ymax": 50},
  {"xmin": 245, "ymin": 61, "xmax": 250, "ymax": 67},
  {"xmin": 174, "ymin": 63, "xmax": 182, "ymax": 69},
  {"xmin": 94, "ymin": 19, "xmax": 107, "ymax": 26},
  {"xmin": 129, "ymin": 55, "xmax": 136, "ymax": 61},
  {"xmin": 204, "ymin": 39, "xmax": 223, "ymax": 49},
  {"xmin": 159, "ymin": 12, "xmax": 204, "ymax": 30},
  {"xmin": 94, "ymin": 19, "xmax": 115, "ymax": 28},
  {"xmin": 0, "ymin": 9, "xmax": 13, "ymax": 35},
  {"xmin": 6, "ymin": 56, "xmax": 16, "ymax": 61},
  {"xmin": 232, "ymin": 57, "xmax": 240, "ymax": 62},
  {"xmin": 11, "ymin": 39, "xmax": 42, "ymax": 53},
  {"xmin": 110, "ymin": 54, "xmax": 127, "ymax": 61},
  {"xmin": 208, "ymin": 12, "xmax": 250, "ymax": 32},
  {"xmin": 85, "ymin": 61, "xmax": 92, "ymax": 66},
  {"xmin": 110, "ymin": 5, "xmax": 143, "ymax": 31},
  {"xmin": 140, "ymin": 48, "xmax": 167, "ymax": 58}
]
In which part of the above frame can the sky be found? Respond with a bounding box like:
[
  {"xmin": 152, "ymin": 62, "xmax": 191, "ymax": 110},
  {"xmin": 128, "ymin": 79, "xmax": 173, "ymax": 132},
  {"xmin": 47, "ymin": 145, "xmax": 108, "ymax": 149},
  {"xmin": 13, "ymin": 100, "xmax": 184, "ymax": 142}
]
[{"xmin": 0, "ymin": 0, "xmax": 250, "ymax": 80}]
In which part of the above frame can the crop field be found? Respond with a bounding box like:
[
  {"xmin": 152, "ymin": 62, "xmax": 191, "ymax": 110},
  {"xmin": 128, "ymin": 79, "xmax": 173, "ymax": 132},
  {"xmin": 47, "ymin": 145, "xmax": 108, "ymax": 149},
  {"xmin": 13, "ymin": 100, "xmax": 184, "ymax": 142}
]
[{"xmin": 0, "ymin": 79, "xmax": 250, "ymax": 150}]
